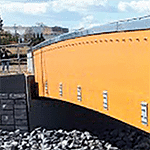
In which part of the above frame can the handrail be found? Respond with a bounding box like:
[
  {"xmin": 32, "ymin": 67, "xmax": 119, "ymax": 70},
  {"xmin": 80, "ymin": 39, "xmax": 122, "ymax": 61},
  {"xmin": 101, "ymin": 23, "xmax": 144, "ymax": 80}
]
[
  {"xmin": 31, "ymin": 15, "xmax": 150, "ymax": 51},
  {"xmin": 0, "ymin": 57, "xmax": 27, "ymax": 62},
  {"xmin": 0, "ymin": 57, "xmax": 27, "ymax": 74},
  {"xmin": 0, "ymin": 41, "xmax": 31, "ymax": 48}
]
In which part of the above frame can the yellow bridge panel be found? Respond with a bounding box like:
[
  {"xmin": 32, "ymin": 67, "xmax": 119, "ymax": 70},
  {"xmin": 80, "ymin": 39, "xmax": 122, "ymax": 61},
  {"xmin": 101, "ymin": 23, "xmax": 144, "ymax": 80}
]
[{"xmin": 33, "ymin": 30, "xmax": 150, "ymax": 133}]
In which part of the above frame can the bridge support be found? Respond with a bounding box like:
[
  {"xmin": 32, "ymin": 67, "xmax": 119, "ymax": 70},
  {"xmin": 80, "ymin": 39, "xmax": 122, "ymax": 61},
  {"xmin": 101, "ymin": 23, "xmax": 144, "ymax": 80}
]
[{"xmin": 0, "ymin": 74, "xmax": 29, "ymax": 132}]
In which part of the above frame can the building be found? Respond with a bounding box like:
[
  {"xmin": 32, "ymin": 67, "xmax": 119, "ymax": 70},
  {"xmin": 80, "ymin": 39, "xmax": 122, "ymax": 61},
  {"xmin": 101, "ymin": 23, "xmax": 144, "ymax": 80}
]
[{"xmin": 3, "ymin": 25, "xmax": 69, "ymax": 40}]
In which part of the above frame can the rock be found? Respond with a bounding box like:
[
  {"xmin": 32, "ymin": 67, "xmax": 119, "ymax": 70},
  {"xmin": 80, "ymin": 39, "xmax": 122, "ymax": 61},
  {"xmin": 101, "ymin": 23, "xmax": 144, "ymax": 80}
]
[
  {"xmin": 1, "ymin": 131, "xmax": 8, "ymax": 136},
  {"xmin": 67, "ymin": 139, "xmax": 74, "ymax": 148},
  {"xmin": 118, "ymin": 131, "xmax": 125, "ymax": 138},
  {"xmin": 133, "ymin": 135, "xmax": 142, "ymax": 145},
  {"xmin": 61, "ymin": 140, "xmax": 68, "ymax": 148},
  {"xmin": 109, "ymin": 147, "xmax": 119, "ymax": 150},
  {"xmin": 44, "ymin": 130, "xmax": 54, "ymax": 137},
  {"xmin": 104, "ymin": 143, "xmax": 112, "ymax": 149},
  {"xmin": 83, "ymin": 146, "xmax": 88, "ymax": 149},
  {"xmin": 110, "ymin": 129, "xmax": 118, "ymax": 138},
  {"xmin": 0, "ymin": 127, "xmax": 120, "ymax": 150},
  {"xmin": 116, "ymin": 140, "xmax": 126, "ymax": 147},
  {"xmin": 11, "ymin": 141, "xmax": 18, "ymax": 146},
  {"xmin": 122, "ymin": 141, "xmax": 132, "ymax": 149},
  {"xmin": 134, "ymin": 142, "xmax": 150, "ymax": 150},
  {"xmin": 58, "ymin": 129, "xmax": 63, "ymax": 133},
  {"xmin": 122, "ymin": 145, "xmax": 130, "ymax": 150},
  {"xmin": 14, "ymin": 129, "xmax": 20, "ymax": 135},
  {"xmin": 128, "ymin": 131, "xmax": 137, "ymax": 139},
  {"xmin": 115, "ymin": 137, "xmax": 122, "ymax": 141}
]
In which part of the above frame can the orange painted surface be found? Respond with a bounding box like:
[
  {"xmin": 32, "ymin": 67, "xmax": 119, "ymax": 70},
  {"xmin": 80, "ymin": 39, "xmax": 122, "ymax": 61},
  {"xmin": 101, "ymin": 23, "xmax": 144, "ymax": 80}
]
[{"xmin": 33, "ymin": 30, "xmax": 150, "ymax": 132}]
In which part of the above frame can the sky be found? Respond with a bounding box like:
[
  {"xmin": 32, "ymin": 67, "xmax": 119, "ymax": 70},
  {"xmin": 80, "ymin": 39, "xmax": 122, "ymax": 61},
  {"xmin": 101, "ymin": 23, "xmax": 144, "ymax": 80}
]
[{"xmin": 1, "ymin": 0, "xmax": 150, "ymax": 31}]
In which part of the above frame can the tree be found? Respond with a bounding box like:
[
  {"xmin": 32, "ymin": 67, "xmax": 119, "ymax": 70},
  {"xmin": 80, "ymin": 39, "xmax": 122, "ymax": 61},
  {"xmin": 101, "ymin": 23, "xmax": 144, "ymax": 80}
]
[
  {"xmin": 37, "ymin": 33, "xmax": 39, "ymax": 39},
  {"xmin": 40, "ymin": 33, "xmax": 45, "ymax": 42},
  {"xmin": 20, "ymin": 38, "xmax": 22, "ymax": 43},
  {"xmin": 33, "ymin": 33, "xmax": 36, "ymax": 38},
  {"xmin": 0, "ymin": 17, "xmax": 3, "ymax": 31}
]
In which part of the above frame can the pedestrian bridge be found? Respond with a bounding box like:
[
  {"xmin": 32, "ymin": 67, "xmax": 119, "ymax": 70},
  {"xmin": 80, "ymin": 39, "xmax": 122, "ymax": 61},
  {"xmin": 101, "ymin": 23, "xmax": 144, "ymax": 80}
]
[
  {"xmin": 31, "ymin": 15, "xmax": 150, "ymax": 134},
  {"xmin": 1, "ymin": 15, "xmax": 150, "ymax": 134}
]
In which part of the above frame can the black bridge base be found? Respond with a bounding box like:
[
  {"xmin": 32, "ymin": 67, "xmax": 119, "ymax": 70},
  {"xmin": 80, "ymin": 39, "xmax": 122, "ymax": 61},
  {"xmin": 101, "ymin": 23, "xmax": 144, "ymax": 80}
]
[{"xmin": 29, "ymin": 97, "xmax": 127, "ymax": 133}]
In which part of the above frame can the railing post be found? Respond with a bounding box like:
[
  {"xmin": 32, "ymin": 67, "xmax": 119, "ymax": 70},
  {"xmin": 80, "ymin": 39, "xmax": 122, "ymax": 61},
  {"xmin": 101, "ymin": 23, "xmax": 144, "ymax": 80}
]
[
  {"xmin": 116, "ymin": 22, "xmax": 118, "ymax": 31},
  {"xmin": 17, "ymin": 44, "xmax": 21, "ymax": 73},
  {"xmin": 18, "ymin": 58, "xmax": 21, "ymax": 73}
]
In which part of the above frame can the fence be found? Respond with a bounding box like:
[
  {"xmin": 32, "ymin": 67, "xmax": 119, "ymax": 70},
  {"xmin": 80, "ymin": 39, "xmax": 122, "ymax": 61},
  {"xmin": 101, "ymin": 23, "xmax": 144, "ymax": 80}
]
[
  {"xmin": 0, "ymin": 57, "xmax": 27, "ymax": 74},
  {"xmin": 0, "ymin": 42, "xmax": 30, "ymax": 75}
]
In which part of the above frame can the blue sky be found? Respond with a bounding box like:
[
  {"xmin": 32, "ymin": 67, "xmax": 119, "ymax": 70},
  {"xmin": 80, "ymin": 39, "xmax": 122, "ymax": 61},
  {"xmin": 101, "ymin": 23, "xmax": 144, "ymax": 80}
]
[{"xmin": 1, "ymin": 0, "xmax": 150, "ymax": 31}]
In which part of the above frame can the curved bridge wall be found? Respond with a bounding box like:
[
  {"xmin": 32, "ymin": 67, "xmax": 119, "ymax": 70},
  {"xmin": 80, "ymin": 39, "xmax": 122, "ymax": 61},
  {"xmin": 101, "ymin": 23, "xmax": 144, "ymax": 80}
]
[{"xmin": 33, "ymin": 30, "xmax": 150, "ymax": 133}]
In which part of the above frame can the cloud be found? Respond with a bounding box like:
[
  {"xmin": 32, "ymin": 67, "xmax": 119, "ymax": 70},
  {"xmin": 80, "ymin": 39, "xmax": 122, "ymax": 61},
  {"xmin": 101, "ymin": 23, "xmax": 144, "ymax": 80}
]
[
  {"xmin": 24, "ymin": 3, "xmax": 48, "ymax": 14},
  {"xmin": 0, "ymin": 0, "xmax": 118, "ymax": 29},
  {"xmin": 118, "ymin": 0, "xmax": 150, "ymax": 13},
  {"xmin": 0, "ymin": 0, "xmax": 109, "ymax": 16},
  {"xmin": 50, "ymin": 0, "xmax": 108, "ymax": 13},
  {"xmin": 0, "ymin": 1, "xmax": 48, "ymax": 15},
  {"xmin": 75, "ymin": 15, "xmax": 101, "ymax": 29}
]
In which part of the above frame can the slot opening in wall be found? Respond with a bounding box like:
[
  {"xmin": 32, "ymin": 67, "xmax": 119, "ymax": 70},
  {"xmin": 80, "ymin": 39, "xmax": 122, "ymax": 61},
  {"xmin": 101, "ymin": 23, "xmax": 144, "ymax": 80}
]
[
  {"xmin": 59, "ymin": 83, "xmax": 63, "ymax": 97},
  {"xmin": 77, "ymin": 86, "xmax": 82, "ymax": 101},
  {"xmin": 141, "ymin": 102, "xmax": 148, "ymax": 125},
  {"xmin": 103, "ymin": 90, "xmax": 108, "ymax": 110}
]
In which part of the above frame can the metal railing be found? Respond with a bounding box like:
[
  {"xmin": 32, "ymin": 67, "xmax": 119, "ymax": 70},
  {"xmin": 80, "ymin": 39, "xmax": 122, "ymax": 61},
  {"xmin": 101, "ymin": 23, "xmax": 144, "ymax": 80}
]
[
  {"xmin": 0, "ymin": 57, "xmax": 27, "ymax": 75},
  {"xmin": 0, "ymin": 41, "xmax": 32, "ymax": 75},
  {"xmin": 0, "ymin": 41, "xmax": 31, "ymax": 48},
  {"xmin": 32, "ymin": 15, "xmax": 150, "ymax": 51}
]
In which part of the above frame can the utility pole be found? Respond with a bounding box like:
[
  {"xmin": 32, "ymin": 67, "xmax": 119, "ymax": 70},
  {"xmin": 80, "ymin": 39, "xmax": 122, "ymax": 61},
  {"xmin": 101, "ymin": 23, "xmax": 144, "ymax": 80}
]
[
  {"xmin": 0, "ymin": 16, "xmax": 3, "ymax": 45},
  {"xmin": 17, "ymin": 37, "xmax": 21, "ymax": 73},
  {"xmin": 14, "ymin": 24, "xmax": 17, "ymax": 36}
]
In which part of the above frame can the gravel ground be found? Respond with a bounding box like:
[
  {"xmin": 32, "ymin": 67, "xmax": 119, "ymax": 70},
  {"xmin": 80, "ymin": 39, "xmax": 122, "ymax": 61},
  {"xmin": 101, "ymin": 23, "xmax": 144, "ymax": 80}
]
[
  {"xmin": 1, "ymin": 126, "xmax": 150, "ymax": 149},
  {"xmin": 0, "ymin": 127, "xmax": 118, "ymax": 150},
  {"xmin": 98, "ymin": 126, "xmax": 150, "ymax": 150}
]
